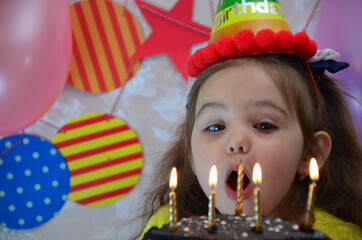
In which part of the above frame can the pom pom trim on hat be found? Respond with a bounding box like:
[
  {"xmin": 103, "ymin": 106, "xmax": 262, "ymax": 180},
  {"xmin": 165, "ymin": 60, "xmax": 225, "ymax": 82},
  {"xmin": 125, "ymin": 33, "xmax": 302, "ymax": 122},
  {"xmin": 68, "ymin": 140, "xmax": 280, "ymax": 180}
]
[{"xmin": 187, "ymin": 29, "xmax": 317, "ymax": 78}]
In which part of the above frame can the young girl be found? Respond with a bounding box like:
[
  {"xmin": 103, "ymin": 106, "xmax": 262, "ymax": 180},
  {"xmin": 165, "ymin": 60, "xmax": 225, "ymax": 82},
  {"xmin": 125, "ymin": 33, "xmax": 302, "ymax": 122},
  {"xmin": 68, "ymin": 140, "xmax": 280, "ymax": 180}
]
[{"xmin": 137, "ymin": 53, "xmax": 362, "ymax": 239}]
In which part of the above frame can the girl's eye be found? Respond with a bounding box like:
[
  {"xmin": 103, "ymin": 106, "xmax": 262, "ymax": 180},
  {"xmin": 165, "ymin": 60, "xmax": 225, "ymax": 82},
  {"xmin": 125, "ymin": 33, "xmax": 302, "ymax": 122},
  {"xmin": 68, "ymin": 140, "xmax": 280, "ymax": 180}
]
[
  {"xmin": 254, "ymin": 122, "xmax": 278, "ymax": 132},
  {"xmin": 204, "ymin": 124, "xmax": 225, "ymax": 133}
]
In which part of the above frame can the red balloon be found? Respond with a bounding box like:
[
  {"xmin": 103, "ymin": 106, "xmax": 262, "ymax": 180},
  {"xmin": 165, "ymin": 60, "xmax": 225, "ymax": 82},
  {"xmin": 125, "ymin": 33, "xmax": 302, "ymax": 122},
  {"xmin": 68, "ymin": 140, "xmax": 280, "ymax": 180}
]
[{"xmin": 0, "ymin": 0, "xmax": 72, "ymax": 135}]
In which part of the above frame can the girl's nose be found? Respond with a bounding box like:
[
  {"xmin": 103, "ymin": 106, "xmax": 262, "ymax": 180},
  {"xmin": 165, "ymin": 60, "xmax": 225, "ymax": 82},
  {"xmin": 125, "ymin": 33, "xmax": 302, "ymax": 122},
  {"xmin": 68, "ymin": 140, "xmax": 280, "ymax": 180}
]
[
  {"xmin": 228, "ymin": 145, "xmax": 245, "ymax": 153},
  {"xmin": 226, "ymin": 135, "xmax": 248, "ymax": 154}
]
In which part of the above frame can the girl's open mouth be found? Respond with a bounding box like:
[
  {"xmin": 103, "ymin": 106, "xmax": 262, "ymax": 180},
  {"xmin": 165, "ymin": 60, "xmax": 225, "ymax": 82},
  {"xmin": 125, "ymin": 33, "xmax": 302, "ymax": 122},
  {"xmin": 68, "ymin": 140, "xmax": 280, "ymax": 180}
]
[{"xmin": 225, "ymin": 167, "xmax": 251, "ymax": 201}]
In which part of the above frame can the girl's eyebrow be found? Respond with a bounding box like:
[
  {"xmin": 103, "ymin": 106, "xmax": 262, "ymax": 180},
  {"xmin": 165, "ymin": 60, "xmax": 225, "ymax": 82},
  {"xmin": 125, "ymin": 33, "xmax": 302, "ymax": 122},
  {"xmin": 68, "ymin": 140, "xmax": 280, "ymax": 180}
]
[
  {"xmin": 253, "ymin": 100, "xmax": 289, "ymax": 117},
  {"xmin": 195, "ymin": 101, "xmax": 288, "ymax": 119},
  {"xmin": 196, "ymin": 102, "xmax": 226, "ymax": 119}
]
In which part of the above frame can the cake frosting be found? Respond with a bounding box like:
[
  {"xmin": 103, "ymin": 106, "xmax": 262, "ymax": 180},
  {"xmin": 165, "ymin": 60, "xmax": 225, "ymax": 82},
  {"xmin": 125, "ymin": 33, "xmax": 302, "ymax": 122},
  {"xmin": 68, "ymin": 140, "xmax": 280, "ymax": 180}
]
[{"xmin": 143, "ymin": 214, "xmax": 330, "ymax": 240}]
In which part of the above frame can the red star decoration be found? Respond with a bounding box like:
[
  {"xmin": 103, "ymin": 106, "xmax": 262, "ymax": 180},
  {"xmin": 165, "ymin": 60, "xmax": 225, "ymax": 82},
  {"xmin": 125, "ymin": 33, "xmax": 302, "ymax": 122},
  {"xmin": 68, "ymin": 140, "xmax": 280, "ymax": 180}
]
[{"xmin": 132, "ymin": 0, "xmax": 211, "ymax": 82}]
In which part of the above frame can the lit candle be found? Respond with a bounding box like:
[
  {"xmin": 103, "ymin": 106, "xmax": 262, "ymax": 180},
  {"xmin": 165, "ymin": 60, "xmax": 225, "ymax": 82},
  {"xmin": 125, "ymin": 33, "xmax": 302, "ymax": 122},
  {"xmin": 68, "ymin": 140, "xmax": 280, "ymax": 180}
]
[
  {"xmin": 208, "ymin": 165, "xmax": 217, "ymax": 233},
  {"xmin": 303, "ymin": 158, "xmax": 319, "ymax": 230},
  {"xmin": 253, "ymin": 163, "xmax": 263, "ymax": 233},
  {"xmin": 235, "ymin": 164, "xmax": 244, "ymax": 216},
  {"xmin": 169, "ymin": 167, "xmax": 177, "ymax": 230}
]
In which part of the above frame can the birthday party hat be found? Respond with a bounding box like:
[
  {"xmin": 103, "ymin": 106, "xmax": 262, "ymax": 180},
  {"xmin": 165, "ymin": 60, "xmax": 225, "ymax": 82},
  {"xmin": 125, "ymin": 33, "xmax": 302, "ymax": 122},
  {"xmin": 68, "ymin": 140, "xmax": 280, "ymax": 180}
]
[
  {"xmin": 187, "ymin": 0, "xmax": 317, "ymax": 77},
  {"xmin": 210, "ymin": 0, "xmax": 290, "ymax": 42}
]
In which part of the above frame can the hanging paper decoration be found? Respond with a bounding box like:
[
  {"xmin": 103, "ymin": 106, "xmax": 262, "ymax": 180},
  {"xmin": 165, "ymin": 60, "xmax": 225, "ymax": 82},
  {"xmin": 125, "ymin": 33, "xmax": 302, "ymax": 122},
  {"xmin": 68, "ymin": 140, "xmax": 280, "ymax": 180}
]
[
  {"xmin": 52, "ymin": 113, "xmax": 143, "ymax": 206},
  {"xmin": 68, "ymin": 0, "xmax": 144, "ymax": 93},
  {"xmin": 132, "ymin": 0, "xmax": 211, "ymax": 82},
  {"xmin": 0, "ymin": 135, "xmax": 70, "ymax": 229}
]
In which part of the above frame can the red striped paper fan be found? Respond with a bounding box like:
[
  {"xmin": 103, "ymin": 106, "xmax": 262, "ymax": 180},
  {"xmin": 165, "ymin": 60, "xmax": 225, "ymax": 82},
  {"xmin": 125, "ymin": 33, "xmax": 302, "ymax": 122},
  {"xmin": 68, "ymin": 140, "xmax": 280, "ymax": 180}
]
[
  {"xmin": 52, "ymin": 113, "xmax": 143, "ymax": 206},
  {"xmin": 68, "ymin": 0, "xmax": 144, "ymax": 93}
]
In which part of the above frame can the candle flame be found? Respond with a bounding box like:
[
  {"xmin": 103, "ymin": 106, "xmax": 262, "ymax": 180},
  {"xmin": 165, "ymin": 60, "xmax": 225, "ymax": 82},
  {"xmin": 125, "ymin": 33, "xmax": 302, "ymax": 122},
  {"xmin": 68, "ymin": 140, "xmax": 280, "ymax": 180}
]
[
  {"xmin": 209, "ymin": 165, "xmax": 217, "ymax": 187},
  {"xmin": 252, "ymin": 163, "xmax": 262, "ymax": 185},
  {"xmin": 169, "ymin": 167, "xmax": 177, "ymax": 189},
  {"xmin": 309, "ymin": 158, "xmax": 319, "ymax": 181}
]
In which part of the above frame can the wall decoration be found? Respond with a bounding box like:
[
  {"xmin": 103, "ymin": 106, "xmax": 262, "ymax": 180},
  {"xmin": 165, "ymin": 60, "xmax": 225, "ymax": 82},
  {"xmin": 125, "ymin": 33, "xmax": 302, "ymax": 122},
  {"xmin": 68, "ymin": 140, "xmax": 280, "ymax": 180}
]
[
  {"xmin": 68, "ymin": 0, "xmax": 144, "ymax": 93},
  {"xmin": 131, "ymin": 0, "xmax": 211, "ymax": 81},
  {"xmin": 52, "ymin": 113, "xmax": 143, "ymax": 206},
  {"xmin": 0, "ymin": 135, "xmax": 70, "ymax": 229}
]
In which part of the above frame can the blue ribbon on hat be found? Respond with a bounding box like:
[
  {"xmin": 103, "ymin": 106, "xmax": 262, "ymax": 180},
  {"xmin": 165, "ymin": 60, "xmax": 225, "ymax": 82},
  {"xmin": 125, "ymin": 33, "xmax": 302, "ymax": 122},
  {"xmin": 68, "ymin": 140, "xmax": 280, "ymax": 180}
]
[
  {"xmin": 309, "ymin": 59, "xmax": 350, "ymax": 82},
  {"xmin": 310, "ymin": 59, "xmax": 349, "ymax": 73}
]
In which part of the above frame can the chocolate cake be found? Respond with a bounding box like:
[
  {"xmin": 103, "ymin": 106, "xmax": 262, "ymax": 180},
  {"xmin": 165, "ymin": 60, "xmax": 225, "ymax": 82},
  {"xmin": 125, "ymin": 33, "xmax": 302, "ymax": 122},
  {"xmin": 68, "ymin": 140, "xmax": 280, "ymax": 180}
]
[{"xmin": 142, "ymin": 214, "xmax": 330, "ymax": 240}]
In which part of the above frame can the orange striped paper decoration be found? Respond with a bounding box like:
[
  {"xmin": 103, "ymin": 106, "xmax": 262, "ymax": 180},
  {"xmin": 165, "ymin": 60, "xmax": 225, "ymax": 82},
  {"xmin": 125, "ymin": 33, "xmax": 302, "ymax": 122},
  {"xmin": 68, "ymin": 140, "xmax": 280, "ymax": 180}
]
[
  {"xmin": 68, "ymin": 0, "xmax": 144, "ymax": 93},
  {"xmin": 52, "ymin": 113, "xmax": 143, "ymax": 206}
]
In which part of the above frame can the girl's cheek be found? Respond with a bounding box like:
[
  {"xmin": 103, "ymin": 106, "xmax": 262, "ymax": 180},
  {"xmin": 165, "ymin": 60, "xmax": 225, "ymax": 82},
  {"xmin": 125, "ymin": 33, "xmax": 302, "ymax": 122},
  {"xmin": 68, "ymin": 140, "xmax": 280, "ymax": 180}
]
[{"xmin": 198, "ymin": 152, "xmax": 212, "ymax": 165}]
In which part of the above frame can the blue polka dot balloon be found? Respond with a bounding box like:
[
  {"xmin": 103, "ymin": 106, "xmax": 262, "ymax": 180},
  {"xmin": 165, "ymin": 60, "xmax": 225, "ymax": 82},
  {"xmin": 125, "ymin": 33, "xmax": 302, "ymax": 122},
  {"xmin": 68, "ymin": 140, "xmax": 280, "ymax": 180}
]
[{"xmin": 0, "ymin": 135, "xmax": 70, "ymax": 229}]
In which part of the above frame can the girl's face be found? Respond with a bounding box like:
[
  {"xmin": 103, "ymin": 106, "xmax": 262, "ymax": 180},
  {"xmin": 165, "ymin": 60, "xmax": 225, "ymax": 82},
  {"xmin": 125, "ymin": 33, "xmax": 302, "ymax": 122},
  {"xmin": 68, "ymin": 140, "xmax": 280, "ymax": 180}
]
[{"xmin": 191, "ymin": 62, "xmax": 304, "ymax": 217}]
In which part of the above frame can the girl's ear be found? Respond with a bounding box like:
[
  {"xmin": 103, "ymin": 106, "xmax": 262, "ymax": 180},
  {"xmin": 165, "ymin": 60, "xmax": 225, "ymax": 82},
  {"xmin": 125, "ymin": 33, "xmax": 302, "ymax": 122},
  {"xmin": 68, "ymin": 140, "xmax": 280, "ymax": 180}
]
[{"xmin": 297, "ymin": 131, "xmax": 332, "ymax": 176}]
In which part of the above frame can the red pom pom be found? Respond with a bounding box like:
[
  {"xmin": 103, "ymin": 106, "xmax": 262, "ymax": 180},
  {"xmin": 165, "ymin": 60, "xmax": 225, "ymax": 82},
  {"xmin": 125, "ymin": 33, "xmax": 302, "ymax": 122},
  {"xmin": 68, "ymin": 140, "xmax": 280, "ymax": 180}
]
[
  {"xmin": 294, "ymin": 31, "xmax": 310, "ymax": 54},
  {"xmin": 193, "ymin": 49, "xmax": 209, "ymax": 69},
  {"xmin": 216, "ymin": 36, "xmax": 236, "ymax": 58},
  {"xmin": 233, "ymin": 30, "xmax": 255, "ymax": 53},
  {"xmin": 255, "ymin": 29, "xmax": 276, "ymax": 51},
  {"xmin": 276, "ymin": 31, "xmax": 293, "ymax": 50},
  {"xmin": 303, "ymin": 39, "xmax": 317, "ymax": 59},
  {"xmin": 203, "ymin": 43, "xmax": 219, "ymax": 64},
  {"xmin": 187, "ymin": 55, "xmax": 202, "ymax": 78}
]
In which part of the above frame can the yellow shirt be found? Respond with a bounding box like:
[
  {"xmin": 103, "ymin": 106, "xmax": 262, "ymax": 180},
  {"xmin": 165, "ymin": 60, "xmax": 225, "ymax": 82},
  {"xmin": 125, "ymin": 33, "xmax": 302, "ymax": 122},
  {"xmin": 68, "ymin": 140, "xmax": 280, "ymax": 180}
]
[{"xmin": 141, "ymin": 205, "xmax": 362, "ymax": 240}]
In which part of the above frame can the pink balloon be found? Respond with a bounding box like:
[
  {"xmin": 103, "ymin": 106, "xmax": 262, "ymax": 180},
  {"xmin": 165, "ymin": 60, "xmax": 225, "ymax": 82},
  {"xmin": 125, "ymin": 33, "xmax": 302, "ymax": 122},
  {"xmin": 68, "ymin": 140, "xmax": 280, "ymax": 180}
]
[{"xmin": 0, "ymin": 0, "xmax": 72, "ymax": 135}]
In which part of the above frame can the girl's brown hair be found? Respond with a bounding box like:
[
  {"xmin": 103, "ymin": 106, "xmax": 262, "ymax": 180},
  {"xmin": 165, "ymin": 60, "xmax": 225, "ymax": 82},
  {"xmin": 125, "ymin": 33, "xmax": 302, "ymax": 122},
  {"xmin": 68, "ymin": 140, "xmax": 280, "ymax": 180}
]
[{"xmin": 138, "ymin": 54, "xmax": 362, "ymax": 237}]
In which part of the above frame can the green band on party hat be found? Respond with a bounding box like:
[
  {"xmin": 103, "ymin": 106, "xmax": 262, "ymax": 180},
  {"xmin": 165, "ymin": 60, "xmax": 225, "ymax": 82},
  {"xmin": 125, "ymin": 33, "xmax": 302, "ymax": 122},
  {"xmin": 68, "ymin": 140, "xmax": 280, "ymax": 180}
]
[{"xmin": 210, "ymin": 0, "xmax": 290, "ymax": 42}]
